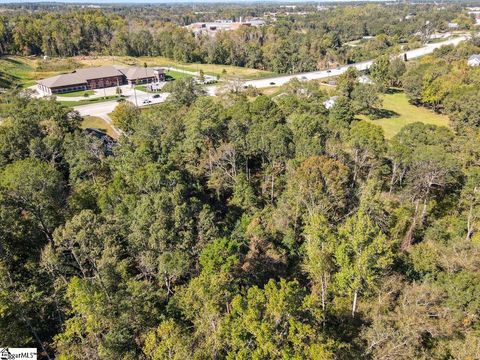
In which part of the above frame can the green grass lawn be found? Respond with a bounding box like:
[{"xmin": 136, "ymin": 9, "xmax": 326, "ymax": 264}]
[
  {"xmin": 57, "ymin": 90, "xmax": 95, "ymax": 97},
  {"xmin": 133, "ymin": 84, "xmax": 161, "ymax": 93},
  {"xmin": 81, "ymin": 116, "xmax": 117, "ymax": 138},
  {"xmin": 0, "ymin": 56, "xmax": 82, "ymax": 88},
  {"xmin": 164, "ymin": 69, "xmax": 193, "ymax": 81},
  {"xmin": 0, "ymin": 57, "xmax": 37, "ymax": 88},
  {"xmin": 134, "ymin": 85, "xmax": 152, "ymax": 93},
  {"xmin": 360, "ymin": 91, "xmax": 450, "ymax": 139},
  {"xmin": 59, "ymin": 95, "xmax": 118, "ymax": 107}
]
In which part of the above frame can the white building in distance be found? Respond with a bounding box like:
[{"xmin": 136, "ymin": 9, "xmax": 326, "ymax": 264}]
[
  {"xmin": 323, "ymin": 96, "xmax": 338, "ymax": 110},
  {"xmin": 468, "ymin": 54, "xmax": 480, "ymax": 67}
]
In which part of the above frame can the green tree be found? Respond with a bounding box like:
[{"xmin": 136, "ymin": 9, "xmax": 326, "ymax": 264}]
[
  {"xmin": 337, "ymin": 67, "xmax": 359, "ymax": 99},
  {"xmin": 461, "ymin": 168, "xmax": 480, "ymax": 241},
  {"xmin": 335, "ymin": 210, "xmax": 394, "ymax": 317},
  {"xmin": 110, "ymin": 101, "xmax": 140, "ymax": 133},
  {"xmin": 369, "ymin": 55, "xmax": 391, "ymax": 91},
  {"xmin": 351, "ymin": 83, "xmax": 382, "ymax": 115},
  {"xmin": 143, "ymin": 319, "xmax": 191, "ymax": 360},
  {"xmin": 224, "ymin": 279, "xmax": 335, "ymax": 359},
  {"xmin": 0, "ymin": 158, "xmax": 65, "ymax": 241},
  {"xmin": 303, "ymin": 214, "xmax": 336, "ymax": 311},
  {"xmin": 289, "ymin": 155, "xmax": 350, "ymax": 220},
  {"xmin": 348, "ymin": 121, "xmax": 386, "ymax": 182},
  {"xmin": 166, "ymin": 77, "xmax": 206, "ymax": 106},
  {"xmin": 402, "ymin": 145, "xmax": 459, "ymax": 249}
]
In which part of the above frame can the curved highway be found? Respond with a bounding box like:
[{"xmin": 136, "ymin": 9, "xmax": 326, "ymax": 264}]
[{"xmin": 208, "ymin": 35, "xmax": 467, "ymax": 93}]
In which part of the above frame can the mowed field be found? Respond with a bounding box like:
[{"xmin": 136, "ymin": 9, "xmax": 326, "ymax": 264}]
[
  {"xmin": 0, "ymin": 55, "xmax": 274, "ymax": 89},
  {"xmin": 360, "ymin": 91, "xmax": 450, "ymax": 138}
]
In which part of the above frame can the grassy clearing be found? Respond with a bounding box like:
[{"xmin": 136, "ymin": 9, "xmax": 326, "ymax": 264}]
[
  {"xmin": 57, "ymin": 90, "xmax": 95, "ymax": 97},
  {"xmin": 56, "ymin": 56, "xmax": 271, "ymax": 79},
  {"xmin": 360, "ymin": 91, "xmax": 450, "ymax": 139},
  {"xmin": 0, "ymin": 56, "xmax": 40, "ymax": 88},
  {"xmin": 127, "ymin": 56, "xmax": 274, "ymax": 79},
  {"xmin": 0, "ymin": 56, "xmax": 83, "ymax": 88},
  {"xmin": 81, "ymin": 116, "xmax": 117, "ymax": 138},
  {"xmin": 164, "ymin": 69, "xmax": 192, "ymax": 81},
  {"xmin": 134, "ymin": 85, "xmax": 152, "ymax": 93},
  {"xmin": 69, "ymin": 56, "xmax": 273, "ymax": 79}
]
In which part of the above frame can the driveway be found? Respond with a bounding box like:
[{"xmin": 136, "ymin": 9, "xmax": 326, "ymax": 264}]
[{"xmin": 74, "ymin": 92, "xmax": 170, "ymax": 136}]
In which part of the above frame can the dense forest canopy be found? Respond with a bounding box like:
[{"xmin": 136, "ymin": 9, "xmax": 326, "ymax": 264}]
[
  {"xmin": 1, "ymin": 32, "xmax": 480, "ymax": 357},
  {"xmin": 401, "ymin": 37, "xmax": 480, "ymax": 131},
  {"xmin": 0, "ymin": 3, "xmax": 472, "ymax": 72},
  {"xmin": 1, "ymin": 2, "xmax": 480, "ymax": 358}
]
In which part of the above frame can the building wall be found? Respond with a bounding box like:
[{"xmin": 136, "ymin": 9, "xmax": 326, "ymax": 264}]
[
  {"xmin": 49, "ymin": 84, "xmax": 87, "ymax": 94},
  {"xmin": 87, "ymin": 75, "xmax": 125, "ymax": 89},
  {"xmin": 127, "ymin": 76, "xmax": 157, "ymax": 85}
]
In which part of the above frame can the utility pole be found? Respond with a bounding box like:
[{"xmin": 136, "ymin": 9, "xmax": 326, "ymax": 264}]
[{"xmin": 133, "ymin": 80, "xmax": 138, "ymax": 107}]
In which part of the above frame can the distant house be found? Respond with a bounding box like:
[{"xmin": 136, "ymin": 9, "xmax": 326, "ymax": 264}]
[
  {"xmin": 447, "ymin": 22, "xmax": 459, "ymax": 29},
  {"xmin": 468, "ymin": 54, "xmax": 480, "ymax": 67},
  {"xmin": 323, "ymin": 96, "xmax": 338, "ymax": 110},
  {"xmin": 186, "ymin": 19, "xmax": 265, "ymax": 37},
  {"xmin": 37, "ymin": 65, "xmax": 165, "ymax": 95},
  {"xmin": 358, "ymin": 75, "xmax": 373, "ymax": 84}
]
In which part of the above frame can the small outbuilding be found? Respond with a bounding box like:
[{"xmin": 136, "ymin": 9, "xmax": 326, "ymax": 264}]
[
  {"xmin": 468, "ymin": 54, "xmax": 480, "ymax": 67},
  {"xmin": 323, "ymin": 96, "xmax": 338, "ymax": 110}
]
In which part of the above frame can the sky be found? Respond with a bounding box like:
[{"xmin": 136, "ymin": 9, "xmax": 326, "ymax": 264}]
[
  {"xmin": 0, "ymin": 0, "xmax": 313, "ymax": 2},
  {"xmin": 0, "ymin": 0, "xmax": 387, "ymax": 3}
]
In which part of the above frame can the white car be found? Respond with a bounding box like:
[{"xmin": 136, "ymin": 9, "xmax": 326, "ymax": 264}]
[{"xmin": 142, "ymin": 99, "xmax": 152, "ymax": 104}]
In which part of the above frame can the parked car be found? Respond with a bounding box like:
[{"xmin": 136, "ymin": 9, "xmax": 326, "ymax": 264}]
[
  {"xmin": 152, "ymin": 94, "xmax": 160, "ymax": 98},
  {"xmin": 142, "ymin": 99, "xmax": 152, "ymax": 104},
  {"xmin": 269, "ymin": 82, "xmax": 276, "ymax": 85},
  {"xmin": 327, "ymin": 70, "xmax": 332, "ymax": 73}
]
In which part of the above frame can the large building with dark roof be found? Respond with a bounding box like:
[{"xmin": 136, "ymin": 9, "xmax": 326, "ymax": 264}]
[{"xmin": 37, "ymin": 65, "xmax": 165, "ymax": 94}]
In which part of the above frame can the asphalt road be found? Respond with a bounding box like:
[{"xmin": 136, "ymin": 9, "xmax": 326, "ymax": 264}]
[
  {"xmin": 211, "ymin": 35, "xmax": 468, "ymax": 92},
  {"xmin": 74, "ymin": 92, "xmax": 168, "ymax": 118}
]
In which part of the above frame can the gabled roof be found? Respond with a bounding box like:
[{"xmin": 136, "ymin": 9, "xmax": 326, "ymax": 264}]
[
  {"xmin": 74, "ymin": 65, "xmax": 124, "ymax": 80},
  {"xmin": 118, "ymin": 67, "xmax": 163, "ymax": 81},
  {"xmin": 37, "ymin": 65, "xmax": 165, "ymax": 89},
  {"xmin": 37, "ymin": 72, "xmax": 86, "ymax": 88},
  {"xmin": 37, "ymin": 65, "xmax": 124, "ymax": 88}
]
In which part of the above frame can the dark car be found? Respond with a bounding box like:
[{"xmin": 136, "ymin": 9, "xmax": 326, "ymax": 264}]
[
  {"xmin": 269, "ymin": 82, "xmax": 276, "ymax": 85},
  {"xmin": 327, "ymin": 70, "xmax": 332, "ymax": 73},
  {"xmin": 152, "ymin": 94, "xmax": 160, "ymax": 98}
]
